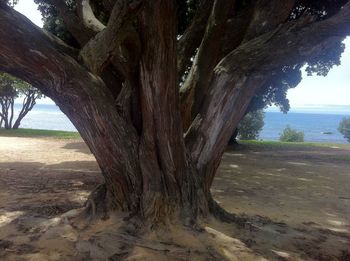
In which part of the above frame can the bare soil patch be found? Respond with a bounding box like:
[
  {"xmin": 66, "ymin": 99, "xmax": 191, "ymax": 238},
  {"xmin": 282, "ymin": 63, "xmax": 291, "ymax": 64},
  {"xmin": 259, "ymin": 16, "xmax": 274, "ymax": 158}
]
[{"xmin": 0, "ymin": 137, "xmax": 349, "ymax": 260}]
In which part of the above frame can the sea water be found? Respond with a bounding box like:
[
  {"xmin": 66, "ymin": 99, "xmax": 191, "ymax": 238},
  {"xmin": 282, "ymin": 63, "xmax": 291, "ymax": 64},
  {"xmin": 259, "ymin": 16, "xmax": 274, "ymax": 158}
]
[
  {"xmin": 261, "ymin": 111, "xmax": 348, "ymax": 143},
  {"xmin": 13, "ymin": 103, "xmax": 76, "ymax": 132},
  {"xmin": 12, "ymin": 104, "xmax": 350, "ymax": 144}
]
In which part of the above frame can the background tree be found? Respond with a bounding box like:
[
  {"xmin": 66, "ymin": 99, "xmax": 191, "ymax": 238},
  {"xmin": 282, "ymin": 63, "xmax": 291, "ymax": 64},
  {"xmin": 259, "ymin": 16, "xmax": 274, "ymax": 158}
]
[
  {"xmin": 0, "ymin": 73, "xmax": 16, "ymax": 129},
  {"xmin": 0, "ymin": 0, "xmax": 350, "ymax": 250},
  {"xmin": 338, "ymin": 117, "xmax": 350, "ymax": 142},
  {"xmin": 237, "ymin": 110, "xmax": 265, "ymax": 140},
  {"xmin": 279, "ymin": 126, "xmax": 305, "ymax": 142},
  {"xmin": 0, "ymin": 72, "xmax": 42, "ymax": 129}
]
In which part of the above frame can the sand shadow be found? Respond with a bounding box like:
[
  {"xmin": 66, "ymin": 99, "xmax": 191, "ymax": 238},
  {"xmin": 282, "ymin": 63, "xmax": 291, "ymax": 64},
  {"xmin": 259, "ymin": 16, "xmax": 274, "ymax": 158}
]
[{"xmin": 62, "ymin": 141, "xmax": 92, "ymax": 155}]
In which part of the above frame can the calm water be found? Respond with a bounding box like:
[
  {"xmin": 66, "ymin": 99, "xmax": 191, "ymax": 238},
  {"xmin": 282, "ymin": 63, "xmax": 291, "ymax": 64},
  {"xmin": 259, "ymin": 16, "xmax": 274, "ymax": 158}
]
[
  {"xmin": 13, "ymin": 104, "xmax": 350, "ymax": 144},
  {"xmin": 261, "ymin": 111, "xmax": 348, "ymax": 143},
  {"xmin": 13, "ymin": 104, "xmax": 76, "ymax": 132}
]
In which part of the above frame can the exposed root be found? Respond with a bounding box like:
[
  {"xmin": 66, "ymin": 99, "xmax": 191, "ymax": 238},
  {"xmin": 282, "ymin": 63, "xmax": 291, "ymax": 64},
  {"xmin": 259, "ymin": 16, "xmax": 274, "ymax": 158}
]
[
  {"xmin": 208, "ymin": 195, "xmax": 247, "ymax": 227},
  {"xmin": 68, "ymin": 184, "xmax": 109, "ymax": 229},
  {"xmin": 84, "ymin": 183, "xmax": 108, "ymax": 220}
]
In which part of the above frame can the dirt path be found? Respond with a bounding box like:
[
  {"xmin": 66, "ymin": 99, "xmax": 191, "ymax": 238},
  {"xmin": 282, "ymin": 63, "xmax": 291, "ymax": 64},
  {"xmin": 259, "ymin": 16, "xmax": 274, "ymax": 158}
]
[{"xmin": 0, "ymin": 137, "xmax": 349, "ymax": 260}]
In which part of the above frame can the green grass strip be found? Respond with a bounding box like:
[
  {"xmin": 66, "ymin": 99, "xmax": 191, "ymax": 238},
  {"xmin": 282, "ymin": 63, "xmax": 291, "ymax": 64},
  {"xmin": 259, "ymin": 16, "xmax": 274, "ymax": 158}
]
[{"xmin": 0, "ymin": 128, "xmax": 80, "ymax": 139}]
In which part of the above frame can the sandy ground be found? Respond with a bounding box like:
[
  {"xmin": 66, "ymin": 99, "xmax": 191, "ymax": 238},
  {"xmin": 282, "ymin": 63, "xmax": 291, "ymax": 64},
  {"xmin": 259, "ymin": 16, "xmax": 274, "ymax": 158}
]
[{"xmin": 0, "ymin": 137, "xmax": 349, "ymax": 260}]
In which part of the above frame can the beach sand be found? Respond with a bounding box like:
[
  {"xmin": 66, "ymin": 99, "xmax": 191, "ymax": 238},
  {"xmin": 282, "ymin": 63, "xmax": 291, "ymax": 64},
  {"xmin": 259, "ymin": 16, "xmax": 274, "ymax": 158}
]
[{"xmin": 0, "ymin": 137, "xmax": 349, "ymax": 260}]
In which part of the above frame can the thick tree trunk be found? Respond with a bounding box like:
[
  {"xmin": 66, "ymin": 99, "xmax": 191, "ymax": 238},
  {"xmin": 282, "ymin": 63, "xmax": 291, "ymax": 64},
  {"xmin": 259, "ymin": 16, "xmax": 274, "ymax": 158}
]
[
  {"xmin": 68, "ymin": 1, "xmax": 211, "ymax": 225},
  {"xmin": 59, "ymin": 91, "xmax": 209, "ymax": 225}
]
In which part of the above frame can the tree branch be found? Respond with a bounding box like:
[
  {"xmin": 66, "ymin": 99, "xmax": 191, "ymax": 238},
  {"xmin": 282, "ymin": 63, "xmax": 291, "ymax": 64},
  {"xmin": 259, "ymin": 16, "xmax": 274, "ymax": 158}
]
[
  {"xmin": 0, "ymin": 6, "xmax": 143, "ymax": 207},
  {"xmin": 242, "ymin": 0, "xmax": 296, "ymax": 42},
  {"xmin": 177, "ymin": 0, "xmax": 214, "ymax": 77},
  {"xmin": 0, "ymin": 7, "xmax": 84, "ymax": 93},
  {"xmin": 219, "ymin": 0, "xmax": 296, "ymax": 63},
  {"xmin": 186, "ymin": 2, "xmax": 350, "ymax": 180},
  {"xmin": 80, "ymin": 0, "xmax": 143, "ymax": 75},
  {"xmin": 77, "ymin": 0, "xmax": 106, "ymax": 32},
  {"xmin": 180, "ymin": 0, "xmax": 294, "ymax": 131},
  {"xmin": 180, "ymin": 0, "xmax": 235, "ymax": 131},
  {"xmin": 47, "ymin": 0, "xmax": 100, "ymax": 46}
]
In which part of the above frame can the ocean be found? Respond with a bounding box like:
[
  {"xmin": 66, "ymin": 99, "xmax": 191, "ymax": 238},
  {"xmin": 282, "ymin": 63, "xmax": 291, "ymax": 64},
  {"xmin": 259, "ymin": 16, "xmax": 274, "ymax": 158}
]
[
  {"xmin": 261, "ymin": 111, "xmax": 348, "ymax": 143},
  {"xmin": 12, "ymin": 103, "xmax": 76, "ymax": 132},
  {"xmin": 11, "ymin": 104, "xmax": 350, "ymax": 144}
]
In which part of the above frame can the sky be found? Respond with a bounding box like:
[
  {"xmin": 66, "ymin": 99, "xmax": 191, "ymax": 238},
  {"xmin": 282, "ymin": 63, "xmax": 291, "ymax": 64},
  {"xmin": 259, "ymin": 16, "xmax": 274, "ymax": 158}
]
[{"xmin": 14, "ymin": 0, "xmax": 350, "ymax": 108}]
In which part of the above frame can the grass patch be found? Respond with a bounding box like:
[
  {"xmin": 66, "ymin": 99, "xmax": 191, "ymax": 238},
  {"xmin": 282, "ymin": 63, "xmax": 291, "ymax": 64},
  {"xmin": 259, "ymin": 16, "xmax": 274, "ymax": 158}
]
[
  {"xmin": 330, "ymin": 155, "xmax": 350, "ymax": 162},
  {"xmin": 238, "ymin": 140, "xmax": 350, "ymax": 150},
  {"xmin": 0, "ymin": 128, "xmax": 80, "ymax": 139}
]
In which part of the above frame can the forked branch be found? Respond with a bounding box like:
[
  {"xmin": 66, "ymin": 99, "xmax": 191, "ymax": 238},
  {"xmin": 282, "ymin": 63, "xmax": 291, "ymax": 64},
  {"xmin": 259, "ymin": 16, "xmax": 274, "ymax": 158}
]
[{"xmin": 80, "ymin": 0, "xmax": 143, "ymax": 75}]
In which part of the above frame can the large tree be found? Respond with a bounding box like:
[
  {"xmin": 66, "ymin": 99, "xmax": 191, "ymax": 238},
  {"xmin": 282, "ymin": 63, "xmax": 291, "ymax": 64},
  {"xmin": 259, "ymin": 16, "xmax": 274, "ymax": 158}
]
[{"xmin": 0, "ymin": 0, "xmax": 349, "ymax": 230}]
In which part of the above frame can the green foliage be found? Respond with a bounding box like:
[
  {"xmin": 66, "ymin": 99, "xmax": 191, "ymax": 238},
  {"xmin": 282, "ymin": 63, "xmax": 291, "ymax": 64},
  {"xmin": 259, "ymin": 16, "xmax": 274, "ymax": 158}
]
[
  {"xmin": 279, "ymin": 126, "xmax": 304, "ymax": 142},
  {"xmin": 248, "ymin": 65, "xmax": 302, "ymax": 113},
  {"xmin": 305, "ymin": 41, "xmax": 345, "ymax": 76},
  {"xmin": 238, "ymin": 110, "xmax": 265, "ymax": 140},
  {"xmin": 338, "ymin": 117, "xmax": 350, "ymax": 142},
  {"xmin": 248, "ymin": 38, "xmax": 345, "ymax": 114},
  {"xmin": 34, "ymin": 0, "xmax": 78, "ymax": 46},
  {"xmin": 0, "ymin": 72, "xmax": 41, "ymax": 98},
  {"xmin": 0, "ymin": 72, "xmax": 21, "ymax": 98},
  {"xmin": 34, "ymin": 0, "xmax": 109, "ymax": 46},
  {"xmin": 240, "ymin": 140, "xmax": 350, "ymax": 150},
  {"xmin": 246, "ymin": 0, "xmax": 347, "ymax": 114}
]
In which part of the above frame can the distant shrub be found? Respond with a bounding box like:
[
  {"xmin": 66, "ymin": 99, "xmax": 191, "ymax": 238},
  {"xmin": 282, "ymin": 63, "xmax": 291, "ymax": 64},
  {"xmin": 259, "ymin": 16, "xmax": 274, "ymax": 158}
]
[
  {"xmin": 338, "ymin": 117, "xmax": 350, "ymax": 142},
  {"xmin": 238, "ymin": 110, "xmax": 265, "ymax": 140},
  {"xmin": 279, "ymin": 126, "xmax": 304, "ymax": 142}
]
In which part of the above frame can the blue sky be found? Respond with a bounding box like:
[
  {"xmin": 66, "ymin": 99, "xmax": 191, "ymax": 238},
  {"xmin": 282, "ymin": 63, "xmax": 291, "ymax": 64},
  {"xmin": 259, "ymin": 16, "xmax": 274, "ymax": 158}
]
[{"xmin": 14, "ymin": 0, "xmax": 350, "ymax": 108}]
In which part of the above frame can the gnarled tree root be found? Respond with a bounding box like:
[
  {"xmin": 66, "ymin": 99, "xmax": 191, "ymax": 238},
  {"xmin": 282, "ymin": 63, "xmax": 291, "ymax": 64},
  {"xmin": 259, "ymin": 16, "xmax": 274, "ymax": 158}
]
[
  {"xmin": 208, "ymin": 195, "xmax": 247, "ymax": 227},
  {"xmin": 84, "ymin": 183, "xmax": 109, "ymax": 220},
  {"xmin": 68, "ymin": 184, "xmax": 109, "ymax": 229}
]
